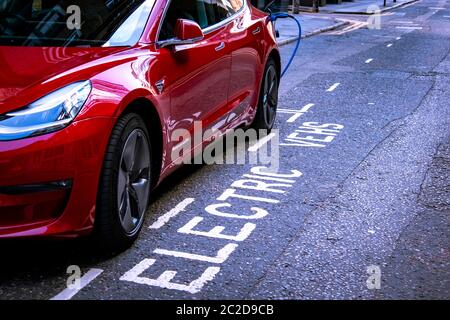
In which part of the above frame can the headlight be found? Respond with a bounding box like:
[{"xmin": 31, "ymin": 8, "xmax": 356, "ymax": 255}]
[{"xmin": 0, "ymin": 81, "xmax": 92, "ymax": 141}]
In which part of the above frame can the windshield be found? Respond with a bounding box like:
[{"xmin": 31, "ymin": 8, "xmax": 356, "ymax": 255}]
[{"xmin": 0, "ymin": 0, "xmax": 155, "ymax": 47}]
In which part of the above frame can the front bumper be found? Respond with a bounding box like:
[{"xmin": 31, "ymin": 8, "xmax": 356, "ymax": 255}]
[{"xmin": 0, "ymin": 117, "xmax": 114, "ymax": 238}]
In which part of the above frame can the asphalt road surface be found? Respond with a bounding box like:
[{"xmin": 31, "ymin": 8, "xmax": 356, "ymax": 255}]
[{"xmin": 1, "ymin": 0, "xmax": 449, "ymax": 300}]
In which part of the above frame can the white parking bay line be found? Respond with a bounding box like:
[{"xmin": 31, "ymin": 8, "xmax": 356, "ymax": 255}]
[
  {"xmin": 286, "ymin": 103, "xmax": 315, "ymax": 123},
  {"xmin": 248, "ymin": 133, "xmax": 276, "ymax": 152},
  {"xmin": 396, "ymin": 26, "xmax": 423, "ymax": 30},
  {"xmin": 326, "ymin": 83, "xmax": 340, "ymax": 92},
  {"xmin": 365, "ymin": 58, "xmax": 374, "ymax": 64},
  {"xmin": 149, "ymin": 198, "xmax": 195, "ymax": 229},
  {"xmin": 278, "ymin": 108, "xmax": 303, "ymax": 114},
  {"xmin": 287, "ymin": 113, "xmax": 304, "ymax": 123},
  {"xmin": 298, "ymin": 103, "xmax": 315, "ymax": 113},
  {"xmin": 50, "ymin": 268, "xmax": 103, "ymax": 300}
]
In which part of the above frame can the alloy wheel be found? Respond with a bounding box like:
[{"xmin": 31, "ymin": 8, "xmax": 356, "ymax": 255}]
[{"xmin": 117, "ymin": 129, "xmax": 151, "ymax": 235}]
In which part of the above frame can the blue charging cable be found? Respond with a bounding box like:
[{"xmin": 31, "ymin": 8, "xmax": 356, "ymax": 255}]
[{"xmin": 269, "ymin": 13, "xmax": 302, "ymax": 78}]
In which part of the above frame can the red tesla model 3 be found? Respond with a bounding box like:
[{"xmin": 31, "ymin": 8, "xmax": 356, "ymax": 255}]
[{"xmin": 0, "ymin": 0, "xmax": 280, "ymax": 250}]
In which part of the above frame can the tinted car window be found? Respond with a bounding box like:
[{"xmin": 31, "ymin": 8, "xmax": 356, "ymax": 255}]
[
  {"xmin": 218, "ymin": 0, "xmax": 244, "ymax": 16},
  {"xmin": 0, "ymin": 0, "xmax": 154, "ymax": 47},
  {"xmin": 159, "ymin": 0, "xmax": 244, "ymax": 41}
]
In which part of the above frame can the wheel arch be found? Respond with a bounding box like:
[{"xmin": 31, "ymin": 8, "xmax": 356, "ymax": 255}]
[
  {"xmin": 118, "ymin": 97, "xmax": 164, "ymax": 188},
  {"xmin": 267, "ymin": 48, "xmax": 281, "ymax": 80}
]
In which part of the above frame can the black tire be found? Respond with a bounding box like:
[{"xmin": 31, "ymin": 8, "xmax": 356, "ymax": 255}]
[
  {"xmin": 95, "ymin": 113, "xmax": 152, "ymax": 252},
  {"xmin": 251, "ymin": 58, "xmax": 280, "ymax": 133}
]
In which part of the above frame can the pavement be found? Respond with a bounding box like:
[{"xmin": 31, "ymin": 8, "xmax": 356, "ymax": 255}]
[
  {"xmin": 0, "ymin": 0, "xmax": 449, "ymax": 301},
  {"xmin": 320, "ymin": 0, "xmax": 419, "ymax": 14},
  {"xmin": 276, "ymin": 0, "xmax": 420, "ymax": 46},
  {"xmin": 275, "ymin": 14, "xmax": 350, "ymax": 45}
]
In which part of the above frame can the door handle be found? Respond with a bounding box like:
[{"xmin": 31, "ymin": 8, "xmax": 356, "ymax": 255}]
[
  {"xmin": 252, "ymin": 27, "xmax": 261, "ymax": 35},
  {"xmin": 215, "ymin": 42, "xmax": 225, "ymax": 51}
]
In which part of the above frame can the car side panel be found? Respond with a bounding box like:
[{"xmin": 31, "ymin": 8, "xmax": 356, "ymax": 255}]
[{"xmin": 226, "ymin": 3, "xmax": 265, "ymax": 125}]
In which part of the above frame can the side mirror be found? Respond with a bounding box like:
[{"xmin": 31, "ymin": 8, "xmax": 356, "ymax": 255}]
[
  {"xmin": 157, "ymin": 19, "xmax": 204, "ymax": 49},
  {"xmin": 174, "ymin": 19, "xmax": 204, "ymax": 41}
]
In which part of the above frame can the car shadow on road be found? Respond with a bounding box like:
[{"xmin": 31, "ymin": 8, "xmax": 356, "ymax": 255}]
[
  {"xmin": 0, "ymin": 163, "xmax": 207, "ymax": 286},
  {"xmin": 0, "ymin": 238, "xmax": 105, "ymax": 279}
]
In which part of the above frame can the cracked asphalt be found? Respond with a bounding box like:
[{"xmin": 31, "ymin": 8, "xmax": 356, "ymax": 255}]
[{"xmin": 0, "ymin": 0, "xmax": 449, "ymax": 300}]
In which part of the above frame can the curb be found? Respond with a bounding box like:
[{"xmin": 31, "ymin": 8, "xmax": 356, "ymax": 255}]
[
  {"xmin": 320, "ymin": 0, "xmax": 419, "ymax": 15},
  {"xmin": 277, "ymin": 20, "xmax": 350, "ymax": 46}
]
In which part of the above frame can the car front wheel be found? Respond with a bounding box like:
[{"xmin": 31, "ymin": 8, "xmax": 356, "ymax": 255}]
[{"xmin": 95, "ymin": 113, "xmax": 152, "ymax": 252}]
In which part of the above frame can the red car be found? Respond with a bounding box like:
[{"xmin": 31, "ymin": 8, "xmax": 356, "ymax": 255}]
[{"xmin": 0, "ymin": 0, "xmax": 280, "ymax": 250}]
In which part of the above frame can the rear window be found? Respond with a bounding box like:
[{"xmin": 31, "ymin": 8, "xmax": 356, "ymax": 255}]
[
  {"xmin": 220, "ymin": 0, "xmax": 244, "ymax": 14},
  {"xmin": 0, "ymin": 0, "xmax": 155, "ymax": 47},
  {"xmin": 216, "ymin": 0, "xmax": 245, "ymax": 20}
]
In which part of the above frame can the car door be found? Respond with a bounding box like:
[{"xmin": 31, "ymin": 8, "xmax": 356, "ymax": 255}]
[
  {"xmin": 156, "ymin": 0, "xmax": 232, "ymax": 162},
  {"xmin": 223, "ymin": 0, "xmax": 264, "ymax": 124}
]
